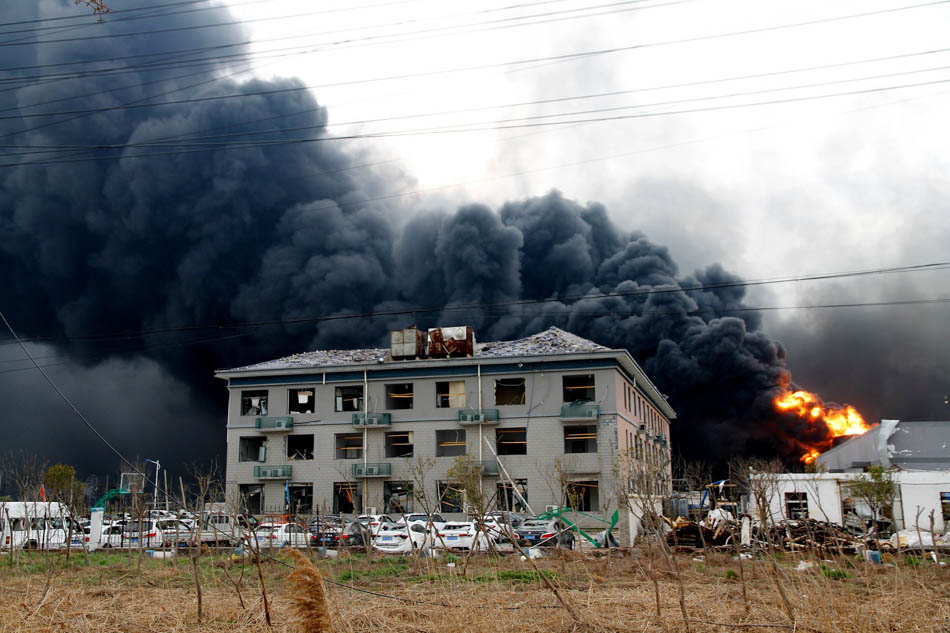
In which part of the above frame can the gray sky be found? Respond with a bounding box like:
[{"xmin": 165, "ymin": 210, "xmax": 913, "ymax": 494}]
[{"xmin": 223, "ymin": 0, "xmax": 950, "ymax": 410}]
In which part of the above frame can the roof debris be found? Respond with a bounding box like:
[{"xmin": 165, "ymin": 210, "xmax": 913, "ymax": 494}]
[{"xmin": 229, "ymin": 326, "xmax": 611, "ymax": 372}]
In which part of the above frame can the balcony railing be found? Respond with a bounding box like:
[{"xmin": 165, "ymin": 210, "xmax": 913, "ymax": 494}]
[
  {"xmin": 255, "ymin": 416, "xmax": 293, "ymax": 431},
  {"xmin": 457, "ymin": 408, "xmax": 500, "ymax": 425},
  {"xmin": 254, "ymin": 465, "xmax": 292, "ymax": 479},
  {"xmin": 560, "ymin": 403, "xmax": 600, "ymax": 421},
  {"xmin": 352, "ymin": 462, "xmax": 392, "ymax": 477},
  {"xmin": 477, "ymin": 460, "xmax": 500, "ymax": 476},
  {"xmin": 352, "ymin": 412, "xmax": 392, "ymax": 428}
]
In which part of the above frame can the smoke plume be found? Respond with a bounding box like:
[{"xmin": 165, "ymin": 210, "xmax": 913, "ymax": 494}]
[{"xmin": 0, "ymin": 1, "xmax": 845, "ymax": 474}]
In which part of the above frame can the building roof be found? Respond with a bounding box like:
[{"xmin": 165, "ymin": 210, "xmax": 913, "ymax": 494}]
[
  {"xmin": 229, "ymin": 326, "xmax": 610, "ymax": 372},
  {"xmin": 217, "ymin": 326, "xmax": 676, "ymax": 419},
  {"xmin": 817, "ymin": 420, "xmax": 950, "ymax": 471}
]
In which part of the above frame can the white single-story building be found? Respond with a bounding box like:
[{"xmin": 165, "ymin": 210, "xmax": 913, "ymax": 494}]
[{"xmin": 753, "ymin": 470, "xmax": 950, "ymax": 533}]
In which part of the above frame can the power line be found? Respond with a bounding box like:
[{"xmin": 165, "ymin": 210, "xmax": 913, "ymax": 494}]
[
  {"xmin": 0, "ymin": 0, "xmax": 673, "ymax": 49},
  {"xmin": 7, "ymin": 60, "xmax": 950, "ymax": 154},
  {"xmin": 2, "ymin": 262, "xmax": 946, "ymax": 346},
  {"xmin": 1, "ymin": 0, "xmax": 942, "ymax": 84},
  {"xmin": 4, "ymin": 73, "xmax": 950, "ymax": 167}
]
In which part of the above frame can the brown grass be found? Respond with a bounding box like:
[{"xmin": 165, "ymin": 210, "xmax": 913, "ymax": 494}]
[
  {"xmin": 0, "ymin": 547, "xmax": 948, "ymax": 632},
  {"xmin": 284, "ymin": 548, "xmax": 331, "ymax": 632}
]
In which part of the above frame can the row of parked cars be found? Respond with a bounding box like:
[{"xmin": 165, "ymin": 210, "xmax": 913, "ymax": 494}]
[
  {"xmin": 302, "ymin": 512, "xmax": 577, "ymax": 554},
  {"xmin": 1, "ymin": 503, "xmax": 576, "ymax": 554}
]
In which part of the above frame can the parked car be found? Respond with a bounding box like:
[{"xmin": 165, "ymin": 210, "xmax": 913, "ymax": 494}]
[
  {"xmin": 358, "ymin": 514, "xmax": 397, "ymax": 536},
  {"xmin": 434, "ymin": 522, "xmax": 491, "ymax": 552},
  {"xmin": 513, "ymin": 518, "xmax": 574, "ymax": 548},
  {"xmin": 308, "ymin": 516, "xmax": 343, "ymax": 547},
  {"xmin": 395, "ymin": 513, "xmax": 446, "ymax": 530},
  {"xmin": 253, "ymin": 522, "xmax": 310, "ymax": 549},
  {"xmin": 335, "ymin": 521, "xmax": 373, "ymax": 548},
  {"xmin": 158, "ymin": 519, "xmax": 194, "ymax": 548},
  {"xmin": 373, "ymin": 523, "xmax": 435, "ymax": 554},
  {"xmin": 121, "ymin": 519, "xmax": 165, "ymax": 548}
]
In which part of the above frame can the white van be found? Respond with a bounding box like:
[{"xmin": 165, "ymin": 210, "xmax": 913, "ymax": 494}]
[{"xmin": 0, "ymin": 502, "xmax": 79, "ymax": 551}]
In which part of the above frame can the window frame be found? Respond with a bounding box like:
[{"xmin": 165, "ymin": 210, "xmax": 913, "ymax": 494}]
[
  {"xmin": 240, "ymin": 389, "xmax": 269, "ymax": 416},
  {"xmin": 494, "ymin": 377, "xmax": 526, "ymax": 406},
  {"xmin": 562, "ymin": 374, "xmax": 595, "ymax": 403},
  {"xmin": 496, "ymin": 427, "xmax": 527, "ymax": 455},
  {"xmin": 288, "ymin": 387, "xmax": 316, "ymax": 415},
  {"xmin": 436, "ymin": 429, "xmax": 466, "ymax": 457},
  {"xmin": 335, "ymin": 385, "xmax": 364, "ymax": 412}
]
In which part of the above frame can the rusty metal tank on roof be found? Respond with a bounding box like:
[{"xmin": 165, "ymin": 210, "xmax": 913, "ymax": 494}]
[{"xmin": 427, "ymin": 326, "xmax": 475, "ymax": 358}]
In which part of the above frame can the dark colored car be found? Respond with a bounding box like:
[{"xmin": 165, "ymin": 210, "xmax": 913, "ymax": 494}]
[
  {"xmin": 513, "ymin": 518, "xmax": 574, "ymax": 548},
  {"xmin": 308, "ymin": 516, "xmax": 344, "ymax": 546},
  {"xmin": 333, "ymin": 521, "xmax": 373, "ymax": 548}
]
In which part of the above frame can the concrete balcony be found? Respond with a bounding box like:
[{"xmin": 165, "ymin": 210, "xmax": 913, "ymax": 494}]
[
  {"xmin": 352, "ymin": 463, "xmax": 392, "ymax": 477},
  {"xmin": 254, "ymin": 465, "xmax": 292, "ymax": 479},
  {"xmin": 255, "ymin": 416, "xmax": 293, "ymax": 432},
  {"xmin": 477, "ymin": 460, "xmax": 500, "ymax": 476},
  {"xmin": 457, "ymin": 408, "xmax": 500, "ymax": 425},
  {"xmin": 560, "ymin": 403, "xmax": 600, "ymax": 422},
  {"xmin": 352, "ymin": 412, "xmax": 392, "ymax": 428}
]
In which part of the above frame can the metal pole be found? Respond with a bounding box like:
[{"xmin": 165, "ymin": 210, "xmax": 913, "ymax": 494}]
[{"xmin": 363, "ymin": 369, "xmax": 368, "ymax": 514}]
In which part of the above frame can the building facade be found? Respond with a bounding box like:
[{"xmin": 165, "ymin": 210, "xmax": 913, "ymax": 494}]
[{"xmin": 216, "ymin": 326, "xmax": 675, "ymax": 542}]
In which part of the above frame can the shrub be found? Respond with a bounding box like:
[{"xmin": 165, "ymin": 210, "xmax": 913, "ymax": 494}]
[
  {"xmin": 723, "ymin": 569, "xmax": 739, "ymax": 581},
  {"xmin": 819, "ymin": 564, "xmax": 850, "ymax": 580}
]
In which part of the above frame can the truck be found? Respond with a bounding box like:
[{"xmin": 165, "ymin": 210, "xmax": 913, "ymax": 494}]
[{"xmin": 0, "ymin": 502, "xmax": 80, "ymax": 551}]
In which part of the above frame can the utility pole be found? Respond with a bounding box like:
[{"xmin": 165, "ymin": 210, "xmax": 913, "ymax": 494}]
[{"xmin": 145, "ymin": 459, "xmax": 160, "ymax": 512}]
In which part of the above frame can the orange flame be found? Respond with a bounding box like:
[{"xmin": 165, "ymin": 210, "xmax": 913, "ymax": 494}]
[{"xmin": 774, "ymin": 389, "xmax": 872, "ymax": 463}]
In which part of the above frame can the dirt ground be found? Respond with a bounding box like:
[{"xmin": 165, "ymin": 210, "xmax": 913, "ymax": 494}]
[{"xmin": 0, "ymin": 546, "xmax": 948, "ymax": 632}]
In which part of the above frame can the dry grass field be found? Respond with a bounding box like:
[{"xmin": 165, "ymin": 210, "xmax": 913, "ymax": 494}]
[{"xmin": 0, "ymin": 546, "xmax": 947, "ymax": 632}]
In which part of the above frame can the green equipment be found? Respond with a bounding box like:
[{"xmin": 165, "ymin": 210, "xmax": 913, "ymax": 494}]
[
  {"xmin": 535, "ymin": 506, "xmax": 619, "ymax": 548},
  {"xmin": 92, "ymin": 488, "xmax": 131, "ymax": 510}
]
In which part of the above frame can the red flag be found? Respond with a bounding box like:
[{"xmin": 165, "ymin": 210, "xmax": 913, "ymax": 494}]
[{"xmin": 40, "ymin": 484, "xmax": 46, "ymax": 502}]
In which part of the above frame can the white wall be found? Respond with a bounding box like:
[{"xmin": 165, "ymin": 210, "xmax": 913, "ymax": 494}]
[{"xmin": 758, "ymin": 471, "xmax": 950, "ymax": 532}]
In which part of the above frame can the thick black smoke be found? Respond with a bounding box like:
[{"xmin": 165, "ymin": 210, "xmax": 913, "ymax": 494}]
[{"xmin": 1, "ymin": 1, "xmax": 823, "ymax": 476}]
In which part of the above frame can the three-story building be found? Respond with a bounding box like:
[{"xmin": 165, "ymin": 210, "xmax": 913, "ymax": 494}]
[{"xmin": 216, "ymin": 326, "xmax": 675, "ymax": 543}]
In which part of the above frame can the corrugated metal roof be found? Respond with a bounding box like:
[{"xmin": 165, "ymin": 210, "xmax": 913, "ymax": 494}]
[{"xmin": 228, "ymin": 326, "xmax": 610, "ymax": 372}]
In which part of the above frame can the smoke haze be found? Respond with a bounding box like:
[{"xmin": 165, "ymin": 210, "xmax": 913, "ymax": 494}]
[{"xmin": 2, "ymin": 1, "xmax": 947, "ymax": 479}]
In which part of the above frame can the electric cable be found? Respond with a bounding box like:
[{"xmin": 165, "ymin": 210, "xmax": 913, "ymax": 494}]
[{"xmin": 1, "ymin": 261, "xmax": 946, "ymax": 346}]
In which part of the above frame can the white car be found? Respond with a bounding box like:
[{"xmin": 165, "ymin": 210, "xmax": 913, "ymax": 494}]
[
  {"xmin": 358, "ymin": 514, "xmax": 397, "ymax": 536},
  {"xmin": 121, "ymin": 519, "xmax": 165, "ymax": 548},
  {"xmin": 373, "ymin": 523, "xmax": 434, "ymax": 554},
  {"xmin": 254, "ymin": 523, "xmax": 310, "ymax": 549},
  {"xmin": 435, "ymin": 522, "xmax": 491, "ymax": 552},
  {"xmin": 395, "ymin": 513, "xmax": 446, "ymax": 530}
]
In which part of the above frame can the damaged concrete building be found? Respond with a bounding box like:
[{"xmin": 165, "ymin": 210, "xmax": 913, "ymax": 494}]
[
  {"xmin": 216, "ymin": 326, "xmax": 675, "ymax": 543},
  {"xmin": 762, "ymin": 421, "xmax": 950, "ymax": 533}
]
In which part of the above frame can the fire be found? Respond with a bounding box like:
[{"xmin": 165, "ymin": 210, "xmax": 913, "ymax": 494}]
[{"xmin": 774, "ymin": 389, "xmax": 872, "ymax": 463}]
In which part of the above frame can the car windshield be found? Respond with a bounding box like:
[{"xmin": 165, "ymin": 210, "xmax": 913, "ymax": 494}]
[{"xmin": 519, "ymin": 521, "xmax": 550, "ymax": 528}]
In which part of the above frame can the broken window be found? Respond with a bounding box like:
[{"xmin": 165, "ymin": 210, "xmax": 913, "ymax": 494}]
[
  {"xmin": 384, "ymin": 481, "xmax": 414, "ymax": 514},
  {"xmin": 494, "ymin": 378, "xmax": 525, "ymax": 406},
  {"xmin": 335, "ymin": 385, "xmax": 363, "ymax": 412},
  {"xmin": 384, "ymin": 431, "xmax": 414, "ymax": 458},
  {"xmin": 785, "ymin": 492, "xmax": 809, "ymax": 520},
  {"xmin": 496, "ymin": 428, "xmax": 527, "ymax": 455},
  {"xmin": 496, "ymin": 479, "xmax": 529, "ymax": 514},
  {"xmin": 436, "ymin": 381, "xmax": 466, "ymax": 408},
  {"xmin": 289, "ymin": 484, "xmax": 313, "ymax": 514},
  {"xmin": 288, "ymin": 388, "xmax": 315, "ymax": 414},
  {"xmin": 239, "ymin": 484, "xmax": 263, "ymax": 515},
  {"xmin": 238, "ymin": 436, "xmax": 266, "ymax": 462},
  {"xmin": 241, "ymin": 390, "xmax": 268, "ymax": 416},
  {"xmin": 334, "ymin": 482, "xmax": 361, "ymax": 514},
  {"xmin": 335, "ymin": 433, "xmax": 363, "ymax": 459},
  {"xmin": 563, "ymin": 374, "xmax": 595, "ymax": 402},
  {"xmin": 287, "ymin": 434, "xmax": 314, "ymax": 460},
  {"xmin": 385, "ymin": 383, "xmax": 414, "ymax": 410},
  {"xmin": 436, "ymin": 429, "xmax": 466, "ymax": 457},
  {"xmin": 438, "ymin": 481, "xmax": 464, "ymax": 513},
  {"xmin": 565, "ymin": 480, "xmax": 599, "ymax": 512},
  {"xmin": 564, "ymin": 425, "xmax": 597, "ymax": 454},
  {"xmin": 942, "ymin": 492, "xmax": 950, "ymax": 522}
]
